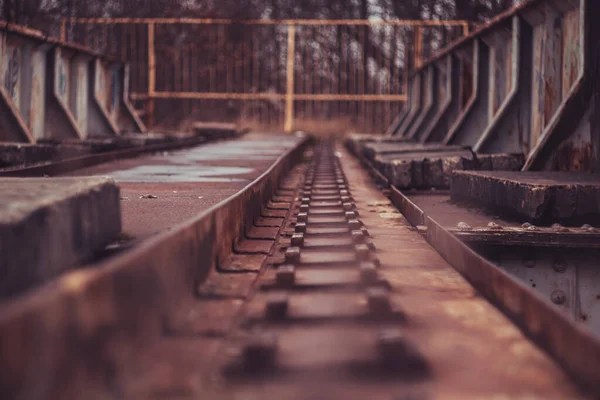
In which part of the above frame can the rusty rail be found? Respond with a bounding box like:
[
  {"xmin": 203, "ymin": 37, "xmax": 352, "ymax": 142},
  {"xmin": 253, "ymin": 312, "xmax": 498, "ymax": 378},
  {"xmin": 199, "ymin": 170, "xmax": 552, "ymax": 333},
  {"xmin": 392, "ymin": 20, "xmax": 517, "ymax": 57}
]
[
  {"xmin": 395, "ymin": 0, "xmax": 598, "ymax": 173},
  {"xmin": 0, "ymin": 22, "xmax": 145, "ymax": 144}
]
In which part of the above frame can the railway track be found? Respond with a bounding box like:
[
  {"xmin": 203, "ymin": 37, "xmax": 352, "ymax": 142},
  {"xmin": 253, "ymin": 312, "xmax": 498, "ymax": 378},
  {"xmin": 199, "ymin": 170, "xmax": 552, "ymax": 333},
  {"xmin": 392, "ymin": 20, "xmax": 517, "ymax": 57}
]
[{"xmin": 116, "ymin": 140, "xmax": 583, "ymax": 399}]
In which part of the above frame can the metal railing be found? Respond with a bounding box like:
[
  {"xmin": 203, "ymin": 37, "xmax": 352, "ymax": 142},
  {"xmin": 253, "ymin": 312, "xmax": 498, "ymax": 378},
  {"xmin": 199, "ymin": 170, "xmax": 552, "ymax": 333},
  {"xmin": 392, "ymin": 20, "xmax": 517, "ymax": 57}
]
[
  {"xmin": 0, "ymin": 22, "xmax": 145, "ymax": 143},
  {"xmin": 61, "ymin": 18, "xmax": 469, "ymax": 132},
  {"xmin": 397, "ymin": 0, "xmax": 596, "ymax": 172}
]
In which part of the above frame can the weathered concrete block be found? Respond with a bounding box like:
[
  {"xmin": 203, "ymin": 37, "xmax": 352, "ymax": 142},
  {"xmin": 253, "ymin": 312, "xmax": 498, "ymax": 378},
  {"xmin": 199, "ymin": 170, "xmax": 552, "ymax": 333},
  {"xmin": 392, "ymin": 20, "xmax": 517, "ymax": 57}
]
[
  {"xmin": 450, "ymin": 171, "xmax": 600, "ymax": 224},
  {"xmin": 0, "ymin": 177, "xmax": 121, "ymax": 298},
  {"xmin": 382, "ymin": 150, "xmax": 476, "ymax": 189},
  {"xmin": 476, "ymin": 153, "xmax": 525, "ymax": 171}
]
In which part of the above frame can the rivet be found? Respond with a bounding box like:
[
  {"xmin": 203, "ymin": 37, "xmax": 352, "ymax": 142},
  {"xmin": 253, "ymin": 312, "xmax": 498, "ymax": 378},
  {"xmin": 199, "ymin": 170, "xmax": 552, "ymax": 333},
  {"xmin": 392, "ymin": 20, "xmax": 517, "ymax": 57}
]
[
  {"xmin": 366, "ymin": 287, "xmax": 392, "ymax": 317},
  {"xmin": 290, "ymin": 233, "xmax": 304, "ymax": 247},
  {"xmin": 522, "ymin": 222, "xmax": 539, "ymax": 231},
  {"xmin": 242, "ymin": 332, "xmax": 278, "ymax": 372},
  {"xmin": 345, "ymin": 211, "xmax": 357, "ymax": 220},
  {"xmin": 276, "ymin": 265, "xmax": 296, "ymax": 288},
  {"xmin": 297, "ymin": 213, "xmax": 308, "ymax": 223},
  {"xmin": 295, "ymin": 223, "xmax": 307, "ymax": 233},
  {"xmin": 581, "ymin": 224, "xmax": 597, "ymax": 232},
  {"xmin": 551, "ymin": 290, "xmax": 566, "ymax": 305},
  {"xmin": 348, "ymin": 219, "xmax": 362, "ymax": 231},
  {"xmin": 457, "ymin": 222, "xmax": 472, "ymax": 231},
  {"xmin": 360, "ymin": 262, "xmax": 378, "ymax": 285},
  {"xmin": 487, "ymin": 222, "xmax": 503, "ymax": 230},
  {"xmin": 551, "ymin": 223, "xmax": 570, "ymax": 233},
  {"xmin": 552, "ymin": 256, "xmax": 567, "ymax": 273},
  {"xmin": 266, "ymin": 292, "xmax": 289, "ymax": 320},
  {"xmin": 285, "ymin": 247, "xmax": 301, "ymax": 264},
  {"xmin": 355, "ymin": 244, "xmax": 370, "ymax": 261}
]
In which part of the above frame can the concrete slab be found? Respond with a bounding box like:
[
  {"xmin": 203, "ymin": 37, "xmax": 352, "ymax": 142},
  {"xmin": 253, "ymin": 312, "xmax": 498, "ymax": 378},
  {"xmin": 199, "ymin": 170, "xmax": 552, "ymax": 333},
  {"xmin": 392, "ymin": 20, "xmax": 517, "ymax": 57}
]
[
  {"xmin": 363, "ymin": 142, "xmax": 466, "ymax": 160},
  {"xmin": 0, "ymin": 177, "xmax": 121, "ymax": 298},
  {"xmin": 451, "ymin": 171, "xmax": 600, "ymax": 224},
  {"xmin": 67, "ymin": 133, "xmax": 304, "ymax": 241}
]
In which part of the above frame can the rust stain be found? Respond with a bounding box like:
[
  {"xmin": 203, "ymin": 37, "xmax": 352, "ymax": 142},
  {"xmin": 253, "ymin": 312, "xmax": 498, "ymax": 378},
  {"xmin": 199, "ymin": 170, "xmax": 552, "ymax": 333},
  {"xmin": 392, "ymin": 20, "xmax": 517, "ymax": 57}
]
[{"xmin": 552, "ymin": 141, "xmax": 593, "ymax": 172}]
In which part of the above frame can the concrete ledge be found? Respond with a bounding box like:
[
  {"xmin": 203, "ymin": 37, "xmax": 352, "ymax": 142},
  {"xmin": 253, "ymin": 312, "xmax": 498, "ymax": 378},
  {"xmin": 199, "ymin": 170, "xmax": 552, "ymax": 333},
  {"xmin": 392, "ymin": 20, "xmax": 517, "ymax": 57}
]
[
  {"xmin": 451, "ymin": 171, "xmax": 600, "ymax": 224},
  {"xmin": 0, "ymin": 143, "xmax": 87, "ymax": 168},
  {"xmin": 363, "ymin": 142, "xmax": 466, "ymax": 161},
  {"xmin": 381, "ymin": 150, "xmax": 476, "ymax": 189},
  {"xmin": 0, "ymin": 177, "xmax": 121, "ymax": 298}
]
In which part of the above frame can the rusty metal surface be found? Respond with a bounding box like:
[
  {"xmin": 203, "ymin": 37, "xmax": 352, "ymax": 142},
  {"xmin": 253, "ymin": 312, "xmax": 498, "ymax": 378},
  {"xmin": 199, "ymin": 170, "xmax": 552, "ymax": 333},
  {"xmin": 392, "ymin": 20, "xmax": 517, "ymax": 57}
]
[{"xmin": 0, "ymin": 21, "xmax": 142, "ymax": 143}]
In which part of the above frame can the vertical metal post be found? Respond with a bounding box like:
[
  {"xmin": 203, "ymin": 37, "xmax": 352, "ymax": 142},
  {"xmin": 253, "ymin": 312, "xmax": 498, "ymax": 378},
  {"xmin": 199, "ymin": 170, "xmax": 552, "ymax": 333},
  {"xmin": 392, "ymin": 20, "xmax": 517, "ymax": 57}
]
[
  {"xmin": 284, "ymin": 24, "xmax": 296, "ymax": 133},
  {"xmin": 60, "ymin": 19, "xmax": 67, "ymax": 41},
  {"xmin": 147, "ymin": 22, "xmax": 156, "ymax": 128},
  {"xmin": 415, "ymin": 26, "xmax": 423, "ymax": 69}
]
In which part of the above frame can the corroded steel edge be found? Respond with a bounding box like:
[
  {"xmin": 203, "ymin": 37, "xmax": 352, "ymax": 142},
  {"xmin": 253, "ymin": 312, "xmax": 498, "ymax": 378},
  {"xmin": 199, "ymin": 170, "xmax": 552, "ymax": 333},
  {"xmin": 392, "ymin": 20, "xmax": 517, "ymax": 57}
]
[
  {"xmin": 390, "ymin": 183, "xmax": 600, "ymax": 394},
  {"xmin": 0, "ymin": 134, "xmax": 311, "ymax": 397}
]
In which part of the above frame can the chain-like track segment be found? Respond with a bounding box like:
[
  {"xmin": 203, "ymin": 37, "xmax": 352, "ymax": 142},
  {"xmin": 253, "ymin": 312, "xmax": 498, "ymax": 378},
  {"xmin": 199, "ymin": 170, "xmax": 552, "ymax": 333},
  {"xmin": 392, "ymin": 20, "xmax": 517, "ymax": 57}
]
[{"xmin": 206, "ymin": 140, "xmax": 428, "ymax": 398}]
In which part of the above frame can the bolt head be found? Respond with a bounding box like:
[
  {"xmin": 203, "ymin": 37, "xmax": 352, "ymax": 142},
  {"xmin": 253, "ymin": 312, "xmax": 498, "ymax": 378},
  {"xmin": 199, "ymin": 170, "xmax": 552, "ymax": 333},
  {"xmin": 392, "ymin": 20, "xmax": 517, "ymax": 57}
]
[
  {"xmin": 345, "ymin": 211, "xmax": 357, "ymax": 220},
  {"xmin": 360, "ymin": 262, "xmax": 378, "ymax": 285},
  {"xmin": 352, "ymin": 230, "xmax": 366, "ymax": 244},
  {"xmin": 355, "ymin": 244, "xmax": 370, "ymax": 261},
  {"xmin": 295, "ymin": 222, "xmax": 307, "ymax": 233},
  {"xmin": 266, "ymin": 292, "xmax": 289, "ymax": 320},
  {"xmin": 366, "ymin": 287, "xmax": 392, "ymax": 317},
  {"xmin": 276, "ymin": 265, "xmax": 296, "ymax": 287},
  {"xmin": 297, "ymin": 213, "xmax": 308, "ymax": 223},
  {"xmin": 348, "ymin": 219, "xmax": 362, "ymax": 231},
  {"xmin": 285, "ymin": 247, "xmax": 301, "ymax": 264},
  {"xmin": 290, "ymin": 233, "xmax": 304, "ymax": 247}
]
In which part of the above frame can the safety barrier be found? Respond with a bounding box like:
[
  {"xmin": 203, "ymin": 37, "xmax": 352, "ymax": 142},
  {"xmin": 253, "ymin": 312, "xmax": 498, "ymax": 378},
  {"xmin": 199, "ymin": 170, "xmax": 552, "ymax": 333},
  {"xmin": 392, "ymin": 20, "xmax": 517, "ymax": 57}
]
[
  {"xmin": 0, "ymin": 22, "xmax": 145, "ymax": 143},
  {"xmin": 394, "ymin": 0, "xmax": 598, "ymax": 172}
]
